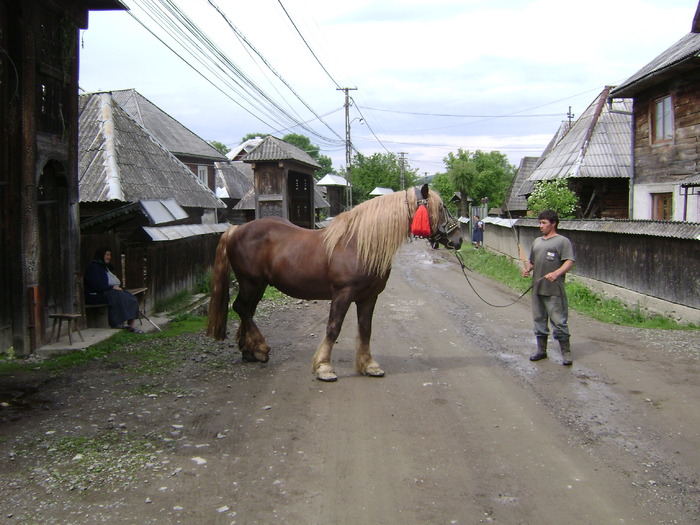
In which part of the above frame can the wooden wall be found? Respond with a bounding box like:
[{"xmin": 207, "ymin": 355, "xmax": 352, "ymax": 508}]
[{"xmin": 633, "ymin": 69, "xmax": 700, "ymax": 185}]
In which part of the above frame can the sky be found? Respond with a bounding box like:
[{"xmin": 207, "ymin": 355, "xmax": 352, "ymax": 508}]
[{"xmin": 79, "ymin": 0, "xmax": 698, "ymax": 176}]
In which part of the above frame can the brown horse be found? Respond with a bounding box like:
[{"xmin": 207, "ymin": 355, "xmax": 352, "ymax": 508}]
[{"xmin": 207, "ymin": 185, "xmax": 462, "ymax": 381}]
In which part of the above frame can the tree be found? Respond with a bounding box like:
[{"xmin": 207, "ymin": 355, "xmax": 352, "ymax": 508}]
[
  {"xmin": 208, "ymin": 140, "xmax": 231, "ymax": 156},
  {"xmin": 430, "ymin": 172, "xmax": 458, "ymax": 215},
  {"xmin": 527, "ymin": 179, "xmax": 579, "ymax": 218},
  {"xmin": 281, "ymin": 133, "xmax": 334, "ymax": 179},
  {"xmin": 443, "ymin": 149, "xmax": 516, "ymax": 217},
  {"xmin": 349, "ymin": 152, "xmax": 419, "ymax": 204}
]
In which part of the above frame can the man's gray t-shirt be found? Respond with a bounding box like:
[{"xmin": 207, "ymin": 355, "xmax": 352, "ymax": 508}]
[{"xmin": 529, "ymin": 234, "xmax": 575, "ymax": 296}]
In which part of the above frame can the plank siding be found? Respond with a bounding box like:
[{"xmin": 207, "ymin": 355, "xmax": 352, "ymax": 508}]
[{"xmin": 634, "ymin": 69, "xmax": 700, "ymax": 186}]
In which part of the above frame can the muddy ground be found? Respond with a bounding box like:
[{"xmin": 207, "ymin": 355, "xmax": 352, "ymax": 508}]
[{"xmin": 1, "ymin": 241, "xmax": 698, "ymax": 524}]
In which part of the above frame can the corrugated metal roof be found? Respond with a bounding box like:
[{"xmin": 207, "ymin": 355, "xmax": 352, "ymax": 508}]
[
  {"xmin": 111, "ymin": 89, "xmax": 227, "ymax": 161},
  {"xmin": 78, "ymin": 93, "xmax": 225, "ymax": 209},
  {"xmin": 143, "ymin": 223, "xmax": 230, "ymax": 242},
  {"xmin": 215, "ymin": 161, "xmax": 253, "ymax": 200},
  {"xmin": 515, "ymin": 218, "xmax": 700, "ymax": 240},
  {"xmin": 527, "ymin": 88, "xmax": 632, "ymax": 183},
  {"xmin": 242, "ymin": 135, "xmax": 321, "ymax": 168},
  {"xmin": 317, "ymin": 174, "xmax": 349, "ymax": 187},
  {"xmin": 141, "ymin": 199, "xmax": 188, "ymax": 223},
  {"xmin": 611, "ymin": 33, "xmax": 700, "ymax": 98}
]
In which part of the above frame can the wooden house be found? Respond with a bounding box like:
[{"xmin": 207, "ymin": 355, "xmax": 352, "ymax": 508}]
[
  {"xmin": 110, "ymin": 88, "xmax": 227, "ymax": 221},
  {"xmin": 0, "ymin": 0, "xmax": 125, "ymax": 355},
  {"xmin": 78, "ymin": 91, "xmax": 227, "ymax": 312},
  {"xmin": 317, "ymin": 173, "xmax": 349, "ymax": 217},
  {"xmin": 242, "ymin": 136, "xmax": 323, "ymax": 228},
  {"xmin": 521, "ymin": 88, "xmax": 632, "ymax": 219},
  {"xmin": 215, "ymin": 160, "xmax": 254, "ymax": 224},
  {"xmin": 503, "ymin": 156, "xmax": 538, "ymax": 218},
  {"xmin": 609, "ymin": 4, "xmax": 700, "ymax": 222}
]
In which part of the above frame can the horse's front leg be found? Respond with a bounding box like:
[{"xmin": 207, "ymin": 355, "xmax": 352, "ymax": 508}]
[
  {"xmin": 355, "ymin": 296, "xmax": 384, "ymax": 377},
  {"xmin": 312, "ymin": 294, "xmax": 352, "ymax": 381}
]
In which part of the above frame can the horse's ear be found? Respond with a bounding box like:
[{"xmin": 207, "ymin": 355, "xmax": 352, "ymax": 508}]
[{"xmin": 420, "ymin": 184, "xmax": 429, "ymax": 200}]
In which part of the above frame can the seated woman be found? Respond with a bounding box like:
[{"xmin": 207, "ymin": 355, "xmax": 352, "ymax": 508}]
[{"xmin": 84, "ymin": 247, "xmax": 142, "ymax": 333}]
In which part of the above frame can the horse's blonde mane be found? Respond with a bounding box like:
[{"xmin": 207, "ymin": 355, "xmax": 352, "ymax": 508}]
[{"xmin": 322, "ymin": 188, "xmax": 442, "ymax": 276}]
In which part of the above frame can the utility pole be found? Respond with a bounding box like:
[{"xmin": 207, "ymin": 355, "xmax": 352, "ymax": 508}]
[
  {"xmin": 338, "ymin": 87, "xmax": 357, "ymax": 209},
  {"xmin": 567, "ymin": 106, "xmax": 575, "ymax": 125},
  {"xmin": 398, "ymin": 152, "xmax": 408, "ymax": 190}
]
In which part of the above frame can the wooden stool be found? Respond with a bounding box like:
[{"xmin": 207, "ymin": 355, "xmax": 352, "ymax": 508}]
[{"xmin": 49, "ymin": 313, "xmax": 84, "ymax": 345}]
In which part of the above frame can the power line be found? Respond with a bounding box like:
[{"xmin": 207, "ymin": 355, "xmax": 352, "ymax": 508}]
[
  {"xmin": 275, "ymin": 0, "xmax": 342, "ymax": 90},
  {"xmin": 125, "ymin": 0, "xmax": 344, "ymax": 148}
]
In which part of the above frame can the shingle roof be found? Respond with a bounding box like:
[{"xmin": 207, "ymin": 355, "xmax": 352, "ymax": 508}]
[
  {"xmin": 516, "ymin": 218, "xmax": 700, "ymax": 240},
  {"xmin": 242, "ymin": 135, "xmax": 321, "ymax": 168},
  {"xmin": 111, "ymin": 89, "xmax": 227, "ymax": 161},
  {"xmin": 215, "ymin": 161, "xmax": 253, "ymax": 200},
  {"xmin": 504, "ymin": 156, "xmax": 538, "ymax": 212},
  {"xmin": 610, "ymin": 32, "xmax": 700, "ymax": 98},
  {"xmin": 526, "ymin": 87, "xmax": 632, "ymax": 183},
  {"xmin": 78, "ymin": 92, "xmax": 225, "ymax": 209}
]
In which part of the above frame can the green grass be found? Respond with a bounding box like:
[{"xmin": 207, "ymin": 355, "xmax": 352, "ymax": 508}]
[{"xmin": 457, "ymin": 246, "xmax": 698, "ymax": 330}]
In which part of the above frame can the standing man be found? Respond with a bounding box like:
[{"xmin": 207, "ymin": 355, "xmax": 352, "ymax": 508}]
[{"xmin": 521, "ymin": 210, "xmax": 575, "ymax": 366}]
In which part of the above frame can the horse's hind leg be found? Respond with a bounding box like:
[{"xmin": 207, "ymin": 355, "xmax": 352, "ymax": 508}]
[
  {"xmin": 232, "ymin": 280, "xmax": 270, "ymax": 363},
  {"xmin": 312, "ymin": 294, "xmax": 352, "ymax": 381},
  {"xmin": 355, "ymin": 296, "xmax": 384, "ymax": 377}
]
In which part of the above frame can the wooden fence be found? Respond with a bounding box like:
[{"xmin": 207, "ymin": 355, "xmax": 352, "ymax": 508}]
[{"xmin": 481, "ymin": 218, "xmax": 700, "ymax": 314}]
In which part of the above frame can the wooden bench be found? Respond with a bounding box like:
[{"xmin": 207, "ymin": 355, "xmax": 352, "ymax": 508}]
[
  {"xmin": 85, "ymin": 288, "xmax": 149, "ymax": 329},
  {"xmin": 48, "ymin": 313, "xmax": 84, "ymax": 345}
]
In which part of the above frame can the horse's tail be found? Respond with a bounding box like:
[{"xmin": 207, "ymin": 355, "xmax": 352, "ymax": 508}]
[{"xmin": 207, "ymin": 226, "xmax": 235, "ymax": 340}]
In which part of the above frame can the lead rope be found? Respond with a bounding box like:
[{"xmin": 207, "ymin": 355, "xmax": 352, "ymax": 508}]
[{"xmin": 449, "ymin": 247, "xmax": 539, "ymax": 308}]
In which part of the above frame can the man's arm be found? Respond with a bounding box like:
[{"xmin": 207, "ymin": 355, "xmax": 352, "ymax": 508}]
[{"xmin": 544, "ymin": 259, "xmax": 574, "ymax": 282}]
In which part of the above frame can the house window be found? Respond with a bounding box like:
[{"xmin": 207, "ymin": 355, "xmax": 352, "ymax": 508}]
[
  {"xmin": 653, "ymin": 95, "xmax": 673, "ymax": 142},
  {"xmin": 197, "ymin": 165, "xmax": 208, "ymax": 185},
  {"xmin": 651, "ymin": 193, "xmax": 672, "ymax": 220}
]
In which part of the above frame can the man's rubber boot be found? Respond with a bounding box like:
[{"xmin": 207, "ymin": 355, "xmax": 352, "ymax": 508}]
[
  {"xmin": 560, "ymin": 338, "xmax": 573, "ymax": 366},
  {"xmin": 529, "ymin": 336, "xmax": 548, "ymax": 361}
]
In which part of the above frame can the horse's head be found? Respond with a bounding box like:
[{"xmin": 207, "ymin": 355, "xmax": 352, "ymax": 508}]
[
  {"xmin": 431, "ymin": 203, "xmax": 463, "ymax": 250},
  {"xmin": 416, "ymin": 185, "xmax": 463, "ymax": 250}
]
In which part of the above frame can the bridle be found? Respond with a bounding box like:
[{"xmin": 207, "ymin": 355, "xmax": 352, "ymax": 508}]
[
  {"xmin": 430, "ymin": 206, "xmax": 460, "ymax": 247},
  {"xmin": 406, "ymin": 187, "xmax": 460, "ymax": 248}
]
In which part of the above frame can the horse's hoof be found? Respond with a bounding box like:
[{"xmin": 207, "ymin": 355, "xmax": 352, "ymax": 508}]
[
  {"xmin": 315, "ymin": 364, "xmax": 337, "ymax": 382},
  {"xmin": 365, "ymin": 367, "xmax": 385, "ymax": 377}
]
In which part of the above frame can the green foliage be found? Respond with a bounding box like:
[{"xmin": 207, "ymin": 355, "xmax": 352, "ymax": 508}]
[
  {"xmin": 527, "ymin": 178, "xmax": 579, "ymax": 218},
  {"xmin": 443, "ymin": 149, "xmax": 516, "ymax": 216},
  {"xmin": 349, "ymin": 152, "xmax": 419, "ymax": 204},
  {"xmin": 431, "ymin": 172, "xmax": 458, "ymax": 214},
  {"xmin": 208, "ymin": 140, "xmax": 231, "ymax": 156}
]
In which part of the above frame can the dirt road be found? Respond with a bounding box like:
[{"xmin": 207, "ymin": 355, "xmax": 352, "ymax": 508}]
[{"xmin": 1, "ymin": 241, "xmax": 698, "ymax": 524}]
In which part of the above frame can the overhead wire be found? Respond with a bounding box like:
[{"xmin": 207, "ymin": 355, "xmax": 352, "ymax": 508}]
[
  {"xmin": 205, "ymin": 0, "xmax": 345, "ymax": 143},
  {"xmin": 127, "ymin": 0, "xmax": 344, "ymax": 147}
]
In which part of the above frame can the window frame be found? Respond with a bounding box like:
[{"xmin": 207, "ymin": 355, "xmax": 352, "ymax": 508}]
[
  {"xmin": 197, "ymin": 165, "xmax": 208, "ymax": 185},
  {"xmin": 652, "ymin": 95, "xmax": 674, "ymax": 143},
  {"xmin": 651, "ymin": 192, "xmax": 673, "ymax": 221}
]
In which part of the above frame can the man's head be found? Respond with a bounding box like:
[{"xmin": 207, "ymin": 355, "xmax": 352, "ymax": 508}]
[{"xmin": 537, "ymin": 209, "xmax": 559, "ymax": 236}]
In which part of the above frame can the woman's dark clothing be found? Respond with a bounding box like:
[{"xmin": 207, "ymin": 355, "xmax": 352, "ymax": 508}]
[{"xmin": 84, "ymin": 258, "xmax": 139, "ymax": 328}]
